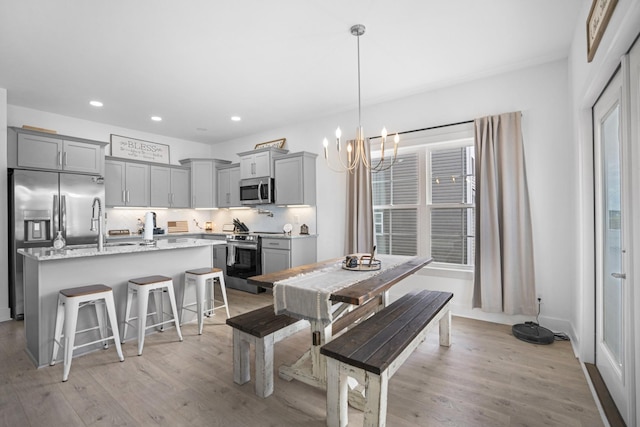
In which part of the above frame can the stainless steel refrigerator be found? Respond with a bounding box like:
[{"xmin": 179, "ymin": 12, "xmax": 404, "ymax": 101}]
[{"xmin": 9, "ymin": 169, "xmax": 105, "ymax": 319}]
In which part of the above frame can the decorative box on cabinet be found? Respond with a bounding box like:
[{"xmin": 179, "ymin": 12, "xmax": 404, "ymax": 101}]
[
  {"xmin": 150, "ymin": 165, "xmax": 190, "ymax": 208},
  {"xmin": 237, "ymin": 147, "xmax": 288, "ymax": 179},
  {"xmin": 8, "ymin": 127, "xmax": 106, "ymax": 174},
  {"xmin": 217, "ymin": 163, "xmax": 241, "ymax": 208},
  {"xmin": 274, "ymin": 152, "xmax": 317, "ymax": 206},
  {"xmin": 104, "ymin": 158, "xmax": 150, "ymax": 207},
  {"xmin": 179, "ymin": 158, "xmax": 231, "ymax": 208}
]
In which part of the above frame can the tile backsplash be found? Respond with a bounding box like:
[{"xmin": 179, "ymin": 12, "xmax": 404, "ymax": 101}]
[{"xmin": 105, "ymin": 206, "xmax": 317, "ymax": 236}]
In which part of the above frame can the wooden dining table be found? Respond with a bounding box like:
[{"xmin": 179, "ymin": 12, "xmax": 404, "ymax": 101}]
[{"xmin": 247, "ymin": 255, "xmax": 433, "ymax": 393}]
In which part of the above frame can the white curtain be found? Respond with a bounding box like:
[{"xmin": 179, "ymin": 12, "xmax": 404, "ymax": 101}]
[
  {"xmin": 344, "ymin": 141, "xmax": 374, "ymax": 255},
  {"xmin": 473, "ymin": 112, "xmax": 536, "ymax": 315}
]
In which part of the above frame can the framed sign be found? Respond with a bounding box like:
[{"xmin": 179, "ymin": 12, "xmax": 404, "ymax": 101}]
[
  {"xmin": 254, "ymin": 138, "xmax": 286, "ymax": 149},
  {"xmin": 587, "ymin": 0, "xmax": 618, "ymax": 62},
  {"xmin": 110, "ymin": 134, "xmax": 170, "ymax": 164}
]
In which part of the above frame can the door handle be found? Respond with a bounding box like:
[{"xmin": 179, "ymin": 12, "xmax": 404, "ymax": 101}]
[{"xmin": 611, "ymin": 272, "xmax": 626, "ymax": 279}]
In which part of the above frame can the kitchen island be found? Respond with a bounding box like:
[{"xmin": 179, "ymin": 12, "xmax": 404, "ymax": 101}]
[{"xmin": 19, "ymin": 238, "xmax": 225, "ymax": 367}]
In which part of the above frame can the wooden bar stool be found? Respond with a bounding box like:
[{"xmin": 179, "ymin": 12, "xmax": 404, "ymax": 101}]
[
  {"xmin": 121, "ymin": 275, "xmax": 183, "ymax": 355},
  {"xmin": 50, "ymin": 284, "xmax": 124, "ymax": 382},
  {"xmin": 181, "ymin": 267, "xmax": 230, "ymax": 335}
]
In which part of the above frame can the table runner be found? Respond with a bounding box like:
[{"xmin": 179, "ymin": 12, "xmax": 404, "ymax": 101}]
[{"xmin": 273, "ymin": 255, "xmax": 411, "ymax": 324}]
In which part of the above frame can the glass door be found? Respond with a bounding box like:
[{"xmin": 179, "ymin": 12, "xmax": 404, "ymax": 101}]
[{"xmin": 593, "ymin": 69, "xmax": 631, "ymax": 424}]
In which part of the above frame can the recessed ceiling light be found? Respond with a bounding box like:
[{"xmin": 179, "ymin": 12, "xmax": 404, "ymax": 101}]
[
  {"xmin": 89, "ymin": 100, "xmax": 103, "ymax": 107},
  {"xmin": 231, "ymin": 116, "xmax": 241, "ymax": 122},
  {"xmin": 151, "ymin": 116, "xmax": 162, "ymax": 122}
]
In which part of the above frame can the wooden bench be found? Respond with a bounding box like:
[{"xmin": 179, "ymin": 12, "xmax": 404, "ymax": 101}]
[
  {"xmin": 226, "ymin": 304, "xmax": 309, "ymax": 397},
  {"xmin": 320, "ymin": 290, "xmax": 453, "ymax": 427}
]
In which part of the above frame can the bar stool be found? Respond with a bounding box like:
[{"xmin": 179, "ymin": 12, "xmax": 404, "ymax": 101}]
[
  {"xmin": 181, "ymin": 267, "xmax": 230, "ymax": 335},
  {"xmin": 50, "ymin": 284, "xmax": 124, "ymax": 382},
  {"xmin": 121, "ymin": 275, "xmax": 183, "ymax": 355}
]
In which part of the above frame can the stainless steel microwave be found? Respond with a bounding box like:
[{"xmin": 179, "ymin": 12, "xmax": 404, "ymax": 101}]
[{"xmin": 240, "ymin": 177, "xmax": 274, "ymax": 205}]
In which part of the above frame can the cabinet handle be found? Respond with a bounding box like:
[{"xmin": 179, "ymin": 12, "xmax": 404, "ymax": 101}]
[
  {"xmin": 122, "ymin": 190, "xmax": 126, "ymax": 203},
  {"xmin": 611, "ymin": 272, "xmax": 626, "ymax": 279},
  {"xmin": 126, "ymin": 190, "xmax": 130, "ymax": 203},
  {"xmin": 57, "ymin": 151, "xmax": 62, "ymax": 166},
  {"xmin": 63, "ymin": 152, "xmax": 67, "ymax": 167}
]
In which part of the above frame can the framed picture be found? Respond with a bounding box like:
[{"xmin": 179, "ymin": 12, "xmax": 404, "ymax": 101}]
[
  {"xmin": 110, "ymin": 134, "xmax": 170, "ymax": 164},
  {"xmin": 587, "ymin": 0, "xmax": 618, "ymax": 62},
  {"xmin": 254, "ymin": 138, "xmax": 286, "ymax": 149}
]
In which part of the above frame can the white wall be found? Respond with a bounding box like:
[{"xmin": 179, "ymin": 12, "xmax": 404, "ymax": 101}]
[
  {"xmin": 210, "ymin": 59, "xmax": 576, "ymax": 331},
  {"xmin": 0, "ymin": 88, "xmax": 10, "ymax": 321}
]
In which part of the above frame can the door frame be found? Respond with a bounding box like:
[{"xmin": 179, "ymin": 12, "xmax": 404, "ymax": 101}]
[{"xmin": 592, "ymin": 62, "xmax": 635, "ymax": 425}]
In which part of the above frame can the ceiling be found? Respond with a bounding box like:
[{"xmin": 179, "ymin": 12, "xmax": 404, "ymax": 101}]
[{"xmin": 0, "ymin": 0, "xmax": 583, "ymax": 145}]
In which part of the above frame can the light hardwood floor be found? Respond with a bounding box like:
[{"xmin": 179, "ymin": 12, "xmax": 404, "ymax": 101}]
[{"xmin": 0, "ymin": 289, "xmax": 603, "ymax": 426}]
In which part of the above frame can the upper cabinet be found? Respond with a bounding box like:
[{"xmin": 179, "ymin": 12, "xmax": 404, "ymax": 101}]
[
  {"xmin": 179, "ymin": 158, "xmax": 231, "ymax": 208},
  {"xmin": 105, "ymin": 158, "xmax": 150, "ymax": 207},
  {"xmin": 8, "ymin": 127, "xmax": 106, "ymax": 174},
  {"xmin": 237, "ymin": 147, "xmax": 288, "ymax": 179},
  {"xmin": 217, "ymin": 163, "xmax": 241, "ymax": 208},
  {"xmin": 150, "ymin": 165, "xmax": 190, "ymax": 208},
  {"xmin": 274, "ymin": 152, "xmax": 317, "ymax": 206}
]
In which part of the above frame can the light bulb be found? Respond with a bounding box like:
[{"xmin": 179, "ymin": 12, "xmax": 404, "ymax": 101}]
[
  {"xmin": 381, "ymin": 127, "xmax": 387, "ymax": 139},
  {"xmin": 336, "ymin": 127, "xmax": 342, "ymax": 139},
  {"xmin": 323, "ymin": 138, "xmax": 328, "ymax": 148}
]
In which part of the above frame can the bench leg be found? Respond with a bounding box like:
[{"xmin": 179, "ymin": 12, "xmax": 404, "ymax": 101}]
[
  {"xmin": 326, "ymin": 358, "xmax": 349, "ymax": 427},
  {"xmin": 255, "ymin": 334, "xmax": 275, "ymax": 398},
  {"xmin": 233, "ymin": 330, "xmax": 250, "ymax": 385},
  {"xmin": 363, "ymin": 370, "xmax": 389, "ymax": 427},
  {"xmin": 439, "ymin": 309, "xmax": 451, "ymax": 347}
]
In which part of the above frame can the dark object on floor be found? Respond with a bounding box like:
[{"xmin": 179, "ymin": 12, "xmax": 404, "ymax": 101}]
[{"xmin": 512, "ymin": 321, "xmax": 554, "ymax": 344}]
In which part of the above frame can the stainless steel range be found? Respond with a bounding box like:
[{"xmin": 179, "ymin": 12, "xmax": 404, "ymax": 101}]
[{"xmin": 225, "ymin": 234, "xmax": 263, "ymax": 293}]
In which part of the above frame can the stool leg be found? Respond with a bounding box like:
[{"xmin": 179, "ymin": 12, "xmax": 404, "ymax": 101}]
[
  {"xmin": 180, "ymin": 274, "xmax": 188, "ymax": 325},
  {"xmin": 95, "ymin": 299, "xmax": 108, "ymax": 349},
  {"xmin": 196, "ymin": 277, "xmax": 205, "ymax": 335},
  {"xmin": 62, "ymin": 299, "xmax": 79, "ymax": 382},
  {"xmin": 152, "ymin": 289, "xmax": 164, "ymax": 332},
  {"xmin": 103, "ymin": 294, "xmax": 124, "ymax": 362},
  {"xmin": 136, "ymin": 287, "xmax": 150, "ymax": 356},
  {"xmin": 217, "ymin": 275, "xmax": 231, "ymax": 319},
  {"xmin": 122, "ymin": 285, "xmax": 134, "ymax": 343},
  {"xmin": 50, "ymin": 295, "xmax": 65, "ymax": 366},
  {"xmin": 165, "ymin": 283, "xmax": 183, "ymax": 342}
]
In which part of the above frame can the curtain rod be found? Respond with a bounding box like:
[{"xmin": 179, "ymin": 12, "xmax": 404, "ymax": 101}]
[{"xmin": 369, "ymin": 119, "xmax": 474, "ymax": 140}]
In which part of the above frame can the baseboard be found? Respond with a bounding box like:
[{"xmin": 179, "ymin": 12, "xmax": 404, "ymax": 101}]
[{"xmin": 0, "ymin": 307, "xmax": 12, "ymax": 322}]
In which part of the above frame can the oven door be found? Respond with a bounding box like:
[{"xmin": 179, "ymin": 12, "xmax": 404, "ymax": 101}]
[{"xmin": 226, "ymin": 242, "xmax": 261, "ymax": 279}]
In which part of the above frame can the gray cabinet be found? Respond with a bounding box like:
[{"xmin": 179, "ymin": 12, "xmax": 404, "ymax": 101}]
[
  {"xmin": 105, "ymin": 158, "xmax": 150, "ymax": 207},
  {"xmin": 237, "ymin": 147, "xmax": 288, "ymax": 179},
  {"xmin": 179, "ymin": 158, "xmax": 231, "ymax": 208},
  {"xmin": 10, "ymin": 128, "xmax": 105, "ymax": 174},
  {"xmin": 275, "ymin": 152, "xmax": 317, "ymax": 206},
  {"xmin": 217, "ymin": 163, "xmax": 241, "ymax": 208},
  {"xmin": 261, "ymin": 236, "xmax": 318, "ymax": 275},
  {"xmin": 150, "ymin": 165, "xmax": 190, "ymax": 208}
]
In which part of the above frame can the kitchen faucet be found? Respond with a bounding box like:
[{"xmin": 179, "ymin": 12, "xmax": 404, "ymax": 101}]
[{"xmin": 90, "ymin": 197, "xmax": 104, "ymax": 251}]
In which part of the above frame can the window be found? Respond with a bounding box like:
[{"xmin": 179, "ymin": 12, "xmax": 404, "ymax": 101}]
[{"xmin": 372, "ymin": 124, "xmax": 475, "ymax": 268}]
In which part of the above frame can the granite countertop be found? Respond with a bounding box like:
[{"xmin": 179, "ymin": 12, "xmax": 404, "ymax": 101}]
[{"xmin": 18, "ymin": 238, "xmax": 225, "ymax": 261}]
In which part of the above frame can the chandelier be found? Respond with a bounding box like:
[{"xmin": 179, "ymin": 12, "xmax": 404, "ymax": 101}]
[{"xmin": 322, "ymin": 24, "xmax": 399, "ymax": 173}]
